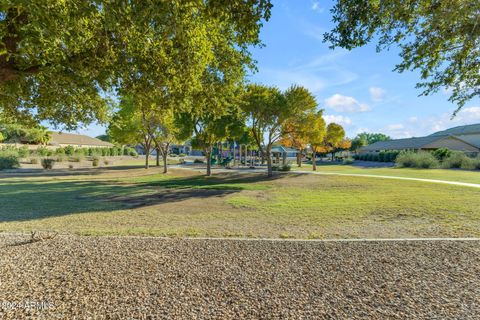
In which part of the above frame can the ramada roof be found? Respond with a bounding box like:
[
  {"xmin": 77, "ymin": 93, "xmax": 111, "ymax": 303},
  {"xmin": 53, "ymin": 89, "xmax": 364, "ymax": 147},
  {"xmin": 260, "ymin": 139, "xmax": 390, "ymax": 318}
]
[{"xmin": 49, "ymin": 132, "xmax": 113, "ymax": 147}]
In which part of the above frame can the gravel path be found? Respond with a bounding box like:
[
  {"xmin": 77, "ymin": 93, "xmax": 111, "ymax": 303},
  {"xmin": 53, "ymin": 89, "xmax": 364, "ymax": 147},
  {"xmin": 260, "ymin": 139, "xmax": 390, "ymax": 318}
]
[{"xmin": 0, "ymin": 235, "xmax": 479, "ymax": 319}]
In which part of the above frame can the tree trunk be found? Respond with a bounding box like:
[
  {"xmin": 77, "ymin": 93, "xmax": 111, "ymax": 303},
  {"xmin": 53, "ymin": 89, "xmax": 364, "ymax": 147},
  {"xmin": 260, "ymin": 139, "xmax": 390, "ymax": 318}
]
[
  {"xmin": 239, "ymin": 144, "xmax": 242, "ymax": 166},
  {"xmin": 331, "ymin": 151, "xmax": 335, "ymax": 161},
  {"xmin": 156, "ymin": 148, "xmax": 160, "ymax": 167},
  {"xmin": 145, "ymin": 145, "xmax": 150, "ymax": 169},
  {"xmin": 266, "ymin": 148, "xmax": 273, "ymax": 177},
  {"xmin": 162, "ymin": 152, "xmax": 168, "ymax": 174},
  {"xmin": 206, "ymin": 150, "xmax": 212, "ymax": 176},
  {"xmin": 312, "ymin": 151, "xmax": 317, "ymax": 171}
]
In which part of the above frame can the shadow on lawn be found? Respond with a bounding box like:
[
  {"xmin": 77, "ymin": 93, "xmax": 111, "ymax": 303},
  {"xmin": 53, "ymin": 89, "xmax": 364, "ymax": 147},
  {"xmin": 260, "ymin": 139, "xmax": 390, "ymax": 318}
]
[{"xmin": 0, "ymin": 173, "xmax": 279, "ymax": 222}]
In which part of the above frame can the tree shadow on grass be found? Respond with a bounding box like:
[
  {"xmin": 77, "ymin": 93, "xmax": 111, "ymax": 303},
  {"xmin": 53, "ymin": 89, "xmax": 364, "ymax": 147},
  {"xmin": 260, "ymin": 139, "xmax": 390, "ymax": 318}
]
[{"xmin": 0, "ymin": 172, "xmax": 281, "ymax": 222}]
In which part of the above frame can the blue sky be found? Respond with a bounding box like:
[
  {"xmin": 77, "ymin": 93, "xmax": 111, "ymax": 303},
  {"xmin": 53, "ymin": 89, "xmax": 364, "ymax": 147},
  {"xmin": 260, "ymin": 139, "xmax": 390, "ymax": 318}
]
[{"xmin": 72, "ymin": 0, "xmax": 480, "ymax": 139}]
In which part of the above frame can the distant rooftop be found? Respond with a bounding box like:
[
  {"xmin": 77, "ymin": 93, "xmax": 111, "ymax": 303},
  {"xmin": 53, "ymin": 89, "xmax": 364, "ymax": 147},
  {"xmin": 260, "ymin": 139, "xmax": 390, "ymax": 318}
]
[{"xmin": 49, "ymin": 132, "xmax": 113, "ymax": 147}]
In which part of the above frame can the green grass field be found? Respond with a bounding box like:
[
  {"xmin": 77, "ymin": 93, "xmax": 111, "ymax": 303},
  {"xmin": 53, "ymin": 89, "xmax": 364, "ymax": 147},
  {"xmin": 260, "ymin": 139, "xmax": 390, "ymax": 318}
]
[
  {"xmin": 0, "ymin": 165, "xmax": 479, "ymax": 239},
  {"xmin": 292, "ymin": 162, "xmax": 480, "ymax": 184}
]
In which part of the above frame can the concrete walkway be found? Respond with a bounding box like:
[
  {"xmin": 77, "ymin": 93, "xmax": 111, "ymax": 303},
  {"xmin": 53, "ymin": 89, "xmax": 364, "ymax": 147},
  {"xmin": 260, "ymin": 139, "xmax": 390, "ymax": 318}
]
[{"xmin": 174, "ymin": 165, "xmax": 480, "ymax": 189}]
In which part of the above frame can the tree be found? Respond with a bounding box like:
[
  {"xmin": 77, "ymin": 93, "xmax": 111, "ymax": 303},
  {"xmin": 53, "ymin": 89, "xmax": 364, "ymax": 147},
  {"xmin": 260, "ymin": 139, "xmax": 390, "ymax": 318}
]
[
  {"xmin": 0, "ymin": 1, "xmax": 272, "ymax": 127},
  {"xmin": 242, "ymin": 84, "xmax": 318, "ymax": 176},
  {"xmin": 332, "ymin": 138, "xmax": 352, "ymax": 160},
  {"xmin": 323, "ymin": 123, "xmax": 346, "ymax": 161},
  {"xmin": 303, "ymin": 111, "xmax": 327, "ymax": 171},
  {"xmin": 351, "ymin": 132, "xmax": 390, "ymax": 151},
  {"xmin": 148, "ymin": 109, "xmax": 180, "ymax": 174},
  {"xmin": 177, "ymin": 109, "xmax": 242, "ymax": 176},
  {"xmin": 0, "ymin": 123, "xmax": 50, "ymax": 144},
  {"xmin": 96, "ymin": 135, "xmax": 112, "ymax": 143},
  {"xmin": 280, "ymin": 87, "xmax": 319, "ymax": 167},
  {"xmin": 108, "ymin": 98, "xmax": 153, "ymax": 169},
  {"xmin": 324, "ymin": 0, "xmax": 479, "ymax": 113}
]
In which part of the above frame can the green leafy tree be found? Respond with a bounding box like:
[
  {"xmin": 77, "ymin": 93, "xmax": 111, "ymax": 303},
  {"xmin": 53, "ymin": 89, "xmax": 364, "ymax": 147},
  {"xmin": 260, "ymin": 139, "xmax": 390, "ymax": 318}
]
[
  {"xmin": 108, "ymin": 98, "xmax": 153, "ymax": 169},
  {"xmin": 0, "ymin": 123, "xmax": 50, "ymax": 144},
  {"xmin": 351, "ymin": 132, "xmax": 390, "ymax": 151},
  {"xmin": 0, "ymin": 1, "xmax": 272, "ymax": 127},
  {"xmin": 324, "ymin": 0, "xmax": 479, "ymax": 113}
]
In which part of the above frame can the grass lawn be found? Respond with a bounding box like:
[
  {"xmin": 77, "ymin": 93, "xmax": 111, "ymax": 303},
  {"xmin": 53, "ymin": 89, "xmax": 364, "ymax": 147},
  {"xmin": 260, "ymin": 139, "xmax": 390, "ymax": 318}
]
[
  {"xmin": 292, "ymin": 162, "xmax": 480, "ymax": 184},
  {"xmin": 0, "ymin": 166, "xmax": 479, "ymax": 239}
]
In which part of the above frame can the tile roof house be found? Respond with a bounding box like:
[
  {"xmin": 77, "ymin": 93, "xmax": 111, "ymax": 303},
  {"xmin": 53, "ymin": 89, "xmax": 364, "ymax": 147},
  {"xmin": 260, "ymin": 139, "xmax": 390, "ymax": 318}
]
[
  {"xmin": 360, "ymin": 124, "xmax": 480, "ymax": 153},
  {"xmin": 49, "ymin": 132, "xmax": 113, "ymax": 148}
]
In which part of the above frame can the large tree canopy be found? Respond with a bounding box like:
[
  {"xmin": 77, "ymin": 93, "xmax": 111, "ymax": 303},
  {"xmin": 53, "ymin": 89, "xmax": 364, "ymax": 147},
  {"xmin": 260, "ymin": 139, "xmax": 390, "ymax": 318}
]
[
  {"xmin": 324, "ymin": 0, "xmax": 480, "ymax": 113},
  {"xmin": 0, "ymin": 0, "xmax": 272, "ymax": 128}
]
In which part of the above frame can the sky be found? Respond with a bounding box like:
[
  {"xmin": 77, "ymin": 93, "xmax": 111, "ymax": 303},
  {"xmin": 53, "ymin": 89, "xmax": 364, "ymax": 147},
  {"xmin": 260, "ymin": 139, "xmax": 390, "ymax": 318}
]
[{"xmin": 72, "ymin": 0, "xmax": 480, "ymax": 139}]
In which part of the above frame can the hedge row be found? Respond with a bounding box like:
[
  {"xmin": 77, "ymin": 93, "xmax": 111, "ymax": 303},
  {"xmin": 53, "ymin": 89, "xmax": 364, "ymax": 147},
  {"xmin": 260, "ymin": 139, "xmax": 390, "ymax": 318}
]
[
  {"xmin": 395, "ymin": 150, "xmax": 480, "ymax": 170},
  {"xmin": 2, "ymin": 145, "xmax": 138, "ymax": 158},
  {"xmin": 353, "ymin": 151, "xmax": 400, "ymax": 162}
]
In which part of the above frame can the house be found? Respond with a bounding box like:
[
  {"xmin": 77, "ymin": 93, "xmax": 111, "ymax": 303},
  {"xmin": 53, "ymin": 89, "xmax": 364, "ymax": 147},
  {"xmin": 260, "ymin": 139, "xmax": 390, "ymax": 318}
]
[
  {"xmin": 271, "ymin": 145, "xmax": 300, "ymax": 164},
  {"xmin": 360, "ymin": 124, "xmax": 480, "ymax": 154},
  {"xmin": 49, "ymin": 132, "xmax": 113, "ymax": 148}
]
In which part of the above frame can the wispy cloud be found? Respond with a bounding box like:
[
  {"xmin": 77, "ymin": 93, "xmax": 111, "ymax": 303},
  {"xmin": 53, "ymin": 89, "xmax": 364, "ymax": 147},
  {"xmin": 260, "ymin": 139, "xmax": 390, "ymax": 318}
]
[
  {"xmin": 311, "ymin": 1, "xmax": 324, "ymax": 13},
  {"xmin": 251, "ymin": 51, "xmax": 357, "ymax": 94},
  {"xmin": 381, "ymin": 106, "xmax": 480, "ymax": 138},
  {"xmin": 324, "ymin": 94, "xmax": 371, "ymax": 113},
  {"xmin": 369, "ymin": 86, "xmax": 386, "ymax": 102}
]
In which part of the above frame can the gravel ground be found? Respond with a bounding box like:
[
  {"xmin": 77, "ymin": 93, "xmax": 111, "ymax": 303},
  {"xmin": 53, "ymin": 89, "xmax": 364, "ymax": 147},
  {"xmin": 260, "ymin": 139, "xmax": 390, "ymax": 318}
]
[{"xmin": 0, "ymin": 235, "xmax": 479, "ymax": 319}]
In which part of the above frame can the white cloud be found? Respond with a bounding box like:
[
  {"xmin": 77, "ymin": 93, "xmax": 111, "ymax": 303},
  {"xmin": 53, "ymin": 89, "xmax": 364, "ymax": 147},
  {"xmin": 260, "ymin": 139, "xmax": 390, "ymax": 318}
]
[
  {"xmin": 311, "ymin": 1, "xmax": 324, "ymax": 13},
  {"xmin": 369, "ymin": 86, "xmax": 386, "ymax": 102},
  {"xmin": 324, "ymin": 114, "xmax": 352, "ymax": 126},
  {"xmin": 252, "ymin": 52, "xmax": 357, "ymax": 94},
  {"xmin": 324, "ymin": 94, "xmax": 371, "ymax": 113}
]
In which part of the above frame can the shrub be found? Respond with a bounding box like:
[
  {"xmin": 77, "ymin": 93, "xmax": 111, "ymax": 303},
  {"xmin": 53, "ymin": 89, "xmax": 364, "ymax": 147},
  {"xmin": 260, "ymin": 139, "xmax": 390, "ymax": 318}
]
[
  {"xmin": 103, "ymin": 159, "xmax": 110, "ymax": 165},
  {"xmin": 459, "ymin": 157, "xmax": 477, "ymax": 170},
  {"xmin": 385, "ymin": 151, "xmax": 399, "ymax": 162},
  {"xmin": 395, "ymin": 151, "xmax": 439, "ymax": 169},
  {"xmin": 30, "ymin": 158, "xmax": 39, "ymax": 164},
  {"xmin": 18, "ymin": 146, "xmax": 29, "ymax": 158},
  {"xmin": 432, "ymin": 148, "xmax": 452, "ymax": 161},
  {"xmin": 278, "ymin": 164, "xmax": 291, "ymax": 171},
  {"xmin": 343, "ymin": 157, "xmax": 354, "ymax": 165},
  {"xmin": 64, "ymin": 145, "xmax": 75, "ymax": 156},
  {"xmin": 441, "ymin": 152, "xmax": 469, "ymax": 169},
  {"xmin": 0, "ymin": 151, "xmax": 20, "ymax": 170},
  {"xmin": 41, "ymin": 158, "xmax": 55, "ymax": 170},
  {"xmin": 92, "ymin": 158, "xmax": 99, "ymax": 167},
  {"xmin": 169, "ymin": 154, "xmax": 178, "ymax": 157},
  {"xmin": 35, "ymin": 147, "xmax": 49, "ymax": 156},
  {"xmin": 56, "ymin": 147, "xmax": 66, "ymax": 155},
  {"xmin": 68, "ymin": 164, "xmax": 74, "ymax": 169},
  {"xmin": 179, "ymin": 153, "xmax": 186, "ymax": 157},
  {"xmin": 193, "ymin": 159, "xmax": 204, "ymax": 164}
]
